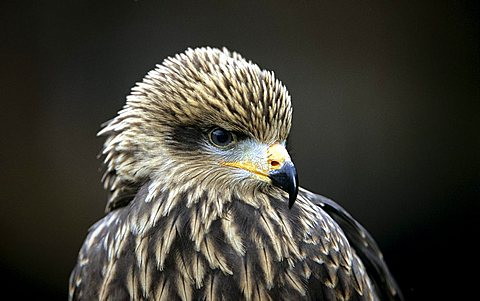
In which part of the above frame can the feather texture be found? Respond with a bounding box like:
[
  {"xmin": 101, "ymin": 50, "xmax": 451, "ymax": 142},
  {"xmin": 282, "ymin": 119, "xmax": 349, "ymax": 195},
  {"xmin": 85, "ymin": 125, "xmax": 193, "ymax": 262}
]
[
  {"xmin": 70, "ymin": 182, "xmax": 401, "ymax": 300},
  {"xmin": 69, "ymin": 47, "xmax": 402, "ymax": 301}
]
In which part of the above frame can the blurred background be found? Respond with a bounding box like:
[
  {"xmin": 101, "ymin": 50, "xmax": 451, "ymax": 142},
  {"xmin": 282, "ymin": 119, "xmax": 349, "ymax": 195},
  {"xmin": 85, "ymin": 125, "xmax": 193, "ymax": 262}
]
[{"xmin": 1, "ymin": 1, "xmax": 478, "ymax": 300}]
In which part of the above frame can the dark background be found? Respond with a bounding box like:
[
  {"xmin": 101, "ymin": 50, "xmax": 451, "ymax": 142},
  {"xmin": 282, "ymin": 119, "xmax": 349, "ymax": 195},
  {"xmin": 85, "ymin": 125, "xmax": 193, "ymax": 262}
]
[{"xmin": 1, "ymin": 1, "xmax": 478, "ymax": 300}]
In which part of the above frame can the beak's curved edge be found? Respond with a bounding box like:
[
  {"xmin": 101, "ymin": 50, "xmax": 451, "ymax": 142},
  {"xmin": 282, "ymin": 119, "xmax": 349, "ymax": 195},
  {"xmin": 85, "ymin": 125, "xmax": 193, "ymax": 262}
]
[{"xmin": 268, "ymin": 161, "xmax": 299, "ymax": 209}]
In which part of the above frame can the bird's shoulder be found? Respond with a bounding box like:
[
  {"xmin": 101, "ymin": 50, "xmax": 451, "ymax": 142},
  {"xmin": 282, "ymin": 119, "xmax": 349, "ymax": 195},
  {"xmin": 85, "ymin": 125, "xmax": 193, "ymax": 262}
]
[
  {"xmin": 298, "ymin": 187, "xmax": 404, "ymax": 301},
  {"xmin": 69, "ymin": 206, "xmax": 133, "ymax": 300}
]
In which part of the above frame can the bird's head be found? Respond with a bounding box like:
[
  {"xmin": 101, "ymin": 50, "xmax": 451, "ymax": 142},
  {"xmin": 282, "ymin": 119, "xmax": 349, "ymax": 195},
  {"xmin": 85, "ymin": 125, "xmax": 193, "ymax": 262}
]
[{"xmin": 100, "ymin": 47, "xmax": 298, "ymax": 211}]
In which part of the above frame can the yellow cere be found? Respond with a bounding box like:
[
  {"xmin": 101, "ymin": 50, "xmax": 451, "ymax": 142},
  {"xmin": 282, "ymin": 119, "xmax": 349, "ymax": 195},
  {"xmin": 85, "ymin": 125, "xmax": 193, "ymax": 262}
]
[
  {"xmin": 222, "ymin": 143, "xmax": 291, "ymax": 178},
  {"xmin": 267, "ymin": 143, "xmax": 290, "ymax": 171}
]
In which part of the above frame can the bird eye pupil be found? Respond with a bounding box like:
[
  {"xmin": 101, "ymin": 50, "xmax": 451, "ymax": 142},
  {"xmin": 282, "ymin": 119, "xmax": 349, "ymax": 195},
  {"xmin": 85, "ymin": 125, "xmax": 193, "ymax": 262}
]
[{"xmin": 210, "ymin": 128, "xmax": 233, "ymax": 147}]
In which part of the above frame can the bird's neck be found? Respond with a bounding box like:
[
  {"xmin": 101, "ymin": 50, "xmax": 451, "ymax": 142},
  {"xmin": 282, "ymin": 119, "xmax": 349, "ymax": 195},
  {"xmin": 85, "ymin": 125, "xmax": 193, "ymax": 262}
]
[{"xmin": 124, "ymin": 180, "xmax": 310, "ymax": 268}]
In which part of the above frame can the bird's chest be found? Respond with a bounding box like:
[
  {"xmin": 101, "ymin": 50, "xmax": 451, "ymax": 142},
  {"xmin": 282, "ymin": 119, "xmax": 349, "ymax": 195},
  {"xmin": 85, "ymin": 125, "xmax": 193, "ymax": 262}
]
[{"xmin": 131, "ymin": 200, "xmax": 311, "ymax": 300}]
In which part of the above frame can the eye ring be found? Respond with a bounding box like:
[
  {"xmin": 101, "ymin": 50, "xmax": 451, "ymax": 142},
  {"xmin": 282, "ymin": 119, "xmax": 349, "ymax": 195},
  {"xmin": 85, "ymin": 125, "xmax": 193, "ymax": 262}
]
[{"xmin": 209, "ymin": 127, "xmax": 236, "ymax": 148}]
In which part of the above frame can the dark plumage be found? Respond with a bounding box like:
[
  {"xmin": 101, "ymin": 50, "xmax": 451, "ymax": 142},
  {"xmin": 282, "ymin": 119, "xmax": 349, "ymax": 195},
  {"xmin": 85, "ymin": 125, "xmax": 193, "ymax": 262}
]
[{"xmin": 69, "ymin": 47, "xmax": 403, "ymax": 301}]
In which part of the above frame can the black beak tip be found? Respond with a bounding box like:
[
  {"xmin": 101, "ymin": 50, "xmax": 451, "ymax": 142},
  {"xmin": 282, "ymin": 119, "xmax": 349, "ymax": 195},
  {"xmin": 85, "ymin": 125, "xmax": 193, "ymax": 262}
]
[
  {"xmin": 288, "ymin": 196, "xmax": 295, "ymax": 209},
  {"xmin": 288, "ymin": 173, "xmax": 299, "ymax": 209}
]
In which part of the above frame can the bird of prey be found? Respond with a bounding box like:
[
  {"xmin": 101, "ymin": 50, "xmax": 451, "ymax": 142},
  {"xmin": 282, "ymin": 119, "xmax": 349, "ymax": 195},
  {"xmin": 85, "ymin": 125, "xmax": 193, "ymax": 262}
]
[{"xmin": 69, "ymin": 47, "xmax": 402, "ymax": 301}]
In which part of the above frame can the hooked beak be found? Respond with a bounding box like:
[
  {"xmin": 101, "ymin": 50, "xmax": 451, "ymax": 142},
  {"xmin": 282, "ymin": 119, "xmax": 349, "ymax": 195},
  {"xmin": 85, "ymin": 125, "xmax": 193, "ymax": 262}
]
[
  {"xmin": 268, "ymin": 160, "xmax": 298, "ymax": 208},
  {"xmin": 266, "ymin": 144, "xmax": 299, "ymax": 208},
  {"xmin": 223, "ymin": 143, "xmax": 299, "ymax": 208}
]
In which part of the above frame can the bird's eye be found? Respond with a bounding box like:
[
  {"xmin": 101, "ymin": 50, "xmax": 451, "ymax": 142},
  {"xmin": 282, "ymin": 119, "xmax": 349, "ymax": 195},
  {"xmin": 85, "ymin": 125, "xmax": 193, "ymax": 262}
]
[{"xmin": 209, "ymin": 128, "xmax": 235, "ymax": 147}]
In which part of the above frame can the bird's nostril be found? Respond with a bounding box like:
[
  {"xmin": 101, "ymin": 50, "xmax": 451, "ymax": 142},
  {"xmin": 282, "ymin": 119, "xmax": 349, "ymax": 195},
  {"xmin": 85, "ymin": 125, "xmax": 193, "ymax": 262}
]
[{"xmin": 270, "ymin": 160, "xmax": 280, "ymax": 168}]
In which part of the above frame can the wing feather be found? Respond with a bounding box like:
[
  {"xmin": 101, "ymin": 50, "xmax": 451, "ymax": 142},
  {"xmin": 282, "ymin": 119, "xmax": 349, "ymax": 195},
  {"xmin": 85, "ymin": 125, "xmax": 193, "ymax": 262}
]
[{"xmin": 300, "ymin": 188, "xmax": 404, "ymax": 301}]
